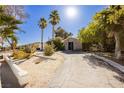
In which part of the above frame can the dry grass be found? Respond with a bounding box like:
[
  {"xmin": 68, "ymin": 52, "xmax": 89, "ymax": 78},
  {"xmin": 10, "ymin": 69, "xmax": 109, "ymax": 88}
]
[
  {"xmin": 18, "ymin": 52, "xmax": 64, "ymax": 88},
  {"xmin": 13, "ymin": 50, "xmax": 30, "ymax": 60}
]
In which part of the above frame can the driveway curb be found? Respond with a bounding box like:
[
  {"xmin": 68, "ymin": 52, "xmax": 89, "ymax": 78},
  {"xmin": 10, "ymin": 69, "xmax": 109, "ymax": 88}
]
[{"xmin": 91, "ymin": 53, "xmax": 124, "ymax": 73}]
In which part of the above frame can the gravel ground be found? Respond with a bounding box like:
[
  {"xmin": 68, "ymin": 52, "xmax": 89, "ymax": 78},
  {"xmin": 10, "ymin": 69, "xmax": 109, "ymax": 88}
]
[
  {"xmin": 49, "ymin": 52, "xmax": 124, "ymax": 88},
  {"xmin": 18, "ymin": 52, "xmax": 64, "ymax": 88}
]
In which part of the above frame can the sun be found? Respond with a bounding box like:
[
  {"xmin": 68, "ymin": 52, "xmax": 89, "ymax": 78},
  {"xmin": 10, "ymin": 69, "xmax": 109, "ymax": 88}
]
[{"xmin": 65, "ymin": 6, "xmax": 78, "ymax": 19}]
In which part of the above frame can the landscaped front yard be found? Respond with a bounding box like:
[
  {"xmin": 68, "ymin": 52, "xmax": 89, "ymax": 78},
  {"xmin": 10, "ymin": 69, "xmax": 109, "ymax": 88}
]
[{"xmin": 17, "ymin": 52, "xmax": 64, "ymax": 87}]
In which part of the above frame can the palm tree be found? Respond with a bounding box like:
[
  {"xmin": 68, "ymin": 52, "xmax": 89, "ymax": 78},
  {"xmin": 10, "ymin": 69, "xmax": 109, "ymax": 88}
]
[
  {"xmin": 0, "ymin": 5, "xmax": 25, "ymax": 53},
  {"xmin": 0, "ymin": 8, "xmax": 22, "ymax": 52},
  {"xmin": 39, "ymin": 17, "xmax": 47, "ymax": 50},
  {"xmin": 49, "ymin": 10, "xmax": 60, "ymax": 40}
]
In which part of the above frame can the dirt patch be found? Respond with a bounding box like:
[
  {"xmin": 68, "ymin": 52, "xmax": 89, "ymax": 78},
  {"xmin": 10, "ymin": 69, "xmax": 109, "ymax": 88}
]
[{"xmin": 18, "ymin": 52, "xmax": 64, "ymax": 88}]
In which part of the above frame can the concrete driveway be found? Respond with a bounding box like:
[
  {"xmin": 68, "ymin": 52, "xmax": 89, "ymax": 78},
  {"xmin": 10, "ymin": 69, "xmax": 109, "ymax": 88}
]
[{"xmin": 49, "ymin": 52, "xmax": 124, "ymax": 88}]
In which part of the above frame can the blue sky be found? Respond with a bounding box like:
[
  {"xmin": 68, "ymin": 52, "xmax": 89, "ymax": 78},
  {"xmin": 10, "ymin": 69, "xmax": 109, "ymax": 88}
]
[{"xmin": 18, "ymin": 5, "xmax": 105, "ymax": 45}]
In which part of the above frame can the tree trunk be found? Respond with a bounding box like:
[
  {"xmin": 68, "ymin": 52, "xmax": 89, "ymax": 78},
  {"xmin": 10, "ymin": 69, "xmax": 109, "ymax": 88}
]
[
  {"xmin": 6, "ymin": 37, "xmax": 15, "ymax": 52},
  {"xmin": 52, "ymin": 25, "xmax": 55, "ymax": 40},
  {"xmin": 41, "ymin": 29, "xmax": 44, "ymax": 51},
  {"xmin": 51, "ymin": 25, "xmax": 55, "ymax": 47},
  {"xmin": 12, "ymin": 41, "xmax": 17, "ymax": 53},
  {"xmin": 114, "ymin": 32, "xmax": 121, "ymax": 59},
  {"xmin": 12, "ymin": 40, "xmax": 14, "ymax": 50}
]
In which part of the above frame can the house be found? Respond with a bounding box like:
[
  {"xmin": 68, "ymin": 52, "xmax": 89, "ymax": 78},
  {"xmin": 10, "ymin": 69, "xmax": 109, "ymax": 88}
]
[{"xmin": 63, "ymin": 37, "xmax": 82, "ymax": 51}]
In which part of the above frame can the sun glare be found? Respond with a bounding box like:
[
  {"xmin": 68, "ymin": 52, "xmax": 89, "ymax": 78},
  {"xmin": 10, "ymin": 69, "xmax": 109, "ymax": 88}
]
[{"xmin": 65, "ymin": 6, "xmax": 78, "ymax": 19}]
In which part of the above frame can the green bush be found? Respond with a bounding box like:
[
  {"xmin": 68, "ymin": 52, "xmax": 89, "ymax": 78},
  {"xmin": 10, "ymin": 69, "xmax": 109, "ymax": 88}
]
[
  {"xmin": 44, "ymin": 44, "xmax": 54, "ymax": 56},
  {"xmin": 53, "ymin": 37, "xmax": 65, "ymax": 51},
  {"xmin": 46, "ymin": 37, "xmax": 65, "ymax": 51}
]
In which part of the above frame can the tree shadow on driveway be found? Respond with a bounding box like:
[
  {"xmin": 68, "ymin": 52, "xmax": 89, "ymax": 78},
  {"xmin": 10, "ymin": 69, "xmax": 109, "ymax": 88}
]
[
  {"xmin": 34, "ymin": 55, "xmax": 56, "ymax": 60},
  {"xmin": 82, "ymin": 55, "xmax": 124, "ymax": 84},
  {"xmin": 62, "ymin": 51, "xmax": 84, "ymax": 54}
]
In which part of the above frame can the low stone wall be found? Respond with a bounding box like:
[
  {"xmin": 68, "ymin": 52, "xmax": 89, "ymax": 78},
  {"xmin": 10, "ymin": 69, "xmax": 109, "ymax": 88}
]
[
  {"xmin": 92, "ymin": 54, "xmax": 124, "ymax": 73},
  {"xmin": 3, "ymin": 55, "xmax": 28, "ymax": 86}
]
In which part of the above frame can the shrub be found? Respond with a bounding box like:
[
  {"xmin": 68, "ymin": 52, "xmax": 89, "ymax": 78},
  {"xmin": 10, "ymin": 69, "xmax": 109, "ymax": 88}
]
[
  {"xmin": 46, "ymin": 37, "xmax": 65, "ymax": 51},
  {"xmin": 31, "ymin": 45, "xmax": 37, "ymax": 53},
  {"xmin": 25, "ymin": 46, "xmax": 32, "ymax": 53},
  {"xmin": 13, "ymin": 44, "xmax": 37, "ymax": 59},
  {"xmin": 13, "ymin": 50, "xmax": 30, "ymax": 59},
  {"xmin": 44, "ymin": 44, "xmax": 54, "ymax": 56},
  {"xmin": 53, "ymin": 37, "xmax": 65, "ymax": 51},
  {"xmin": 46, "ymin": 40, "xmax": 52, "ymax": 45},
  {"xmin": 23, "ymin": 45, "xmax": 36, "ymax": 53}
]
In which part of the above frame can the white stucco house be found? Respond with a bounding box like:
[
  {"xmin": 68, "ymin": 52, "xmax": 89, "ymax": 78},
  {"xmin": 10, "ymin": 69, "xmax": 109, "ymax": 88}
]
[{"xmin": 63, "ymin": 37, "xmax": 82, "ymax": 51}]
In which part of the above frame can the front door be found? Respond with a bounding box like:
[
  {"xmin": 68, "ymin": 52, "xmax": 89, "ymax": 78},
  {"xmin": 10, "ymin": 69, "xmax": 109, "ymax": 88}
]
[{"xmin": 68, "ymin": 42, "xmax": 73, "ymax": 50}]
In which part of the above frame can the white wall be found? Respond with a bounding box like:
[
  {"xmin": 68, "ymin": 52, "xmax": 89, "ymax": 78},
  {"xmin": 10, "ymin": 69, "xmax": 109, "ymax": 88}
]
[{"xmin": 64, "ymin": 38, "xmax": 82, "ymax": 50}]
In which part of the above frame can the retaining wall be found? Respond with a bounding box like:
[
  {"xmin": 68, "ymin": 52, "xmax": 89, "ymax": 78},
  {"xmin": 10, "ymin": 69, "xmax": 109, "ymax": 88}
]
[
  {"xmin": 92, "ymin": 54, "xmax": 124, "ymax": 73},
  {"xmin": 3, "ymin": 55, "xmax": 28, "ymax": 86}
]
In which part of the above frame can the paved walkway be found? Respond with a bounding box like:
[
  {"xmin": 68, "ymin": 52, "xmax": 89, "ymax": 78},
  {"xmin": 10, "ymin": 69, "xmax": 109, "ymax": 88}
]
[
  {"xmin": 0, "ymin": 61, "xmax": 21, "ymax": 88},
  {"xmin": 49, "ymin": 52, "xmax": 124, "ymax": 88}
]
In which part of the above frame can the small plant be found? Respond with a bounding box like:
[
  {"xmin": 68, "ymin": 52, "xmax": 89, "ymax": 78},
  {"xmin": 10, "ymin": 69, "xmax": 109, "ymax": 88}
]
[
  {"xmin": 44, "ymin": 44, "xmax": 54, "ymax": 56},
  {"xmin": 31, "ymin": 45, "xmax": 37, "ymax": 53},
  {"xmin": 13, "ymin": 50, "xmax": 30, "ymax": 59},
  {"xmin": 24, "ymin": 45, "xmax": 36, "ymax": 54}
]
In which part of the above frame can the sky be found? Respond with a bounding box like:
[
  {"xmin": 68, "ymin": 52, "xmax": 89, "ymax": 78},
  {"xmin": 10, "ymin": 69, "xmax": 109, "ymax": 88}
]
[{"xmin": 17, "ymin": 5, "xmax": 105, "ymax": 45}]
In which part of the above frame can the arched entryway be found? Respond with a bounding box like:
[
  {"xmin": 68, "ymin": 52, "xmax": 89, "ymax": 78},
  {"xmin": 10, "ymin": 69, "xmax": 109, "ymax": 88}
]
[
  {"xmin": 63, "ymin": 37, "xmax": 82, "ymax": 51},
  {"xmin": 68, "ymin": 42, "xmax": 74, "ymax": 50}
]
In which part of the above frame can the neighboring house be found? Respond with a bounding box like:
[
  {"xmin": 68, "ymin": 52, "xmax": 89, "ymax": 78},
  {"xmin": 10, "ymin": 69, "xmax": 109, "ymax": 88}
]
[{"xmin": 63, "ymin": 37, "xmax": 82, "ymax": 51}]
